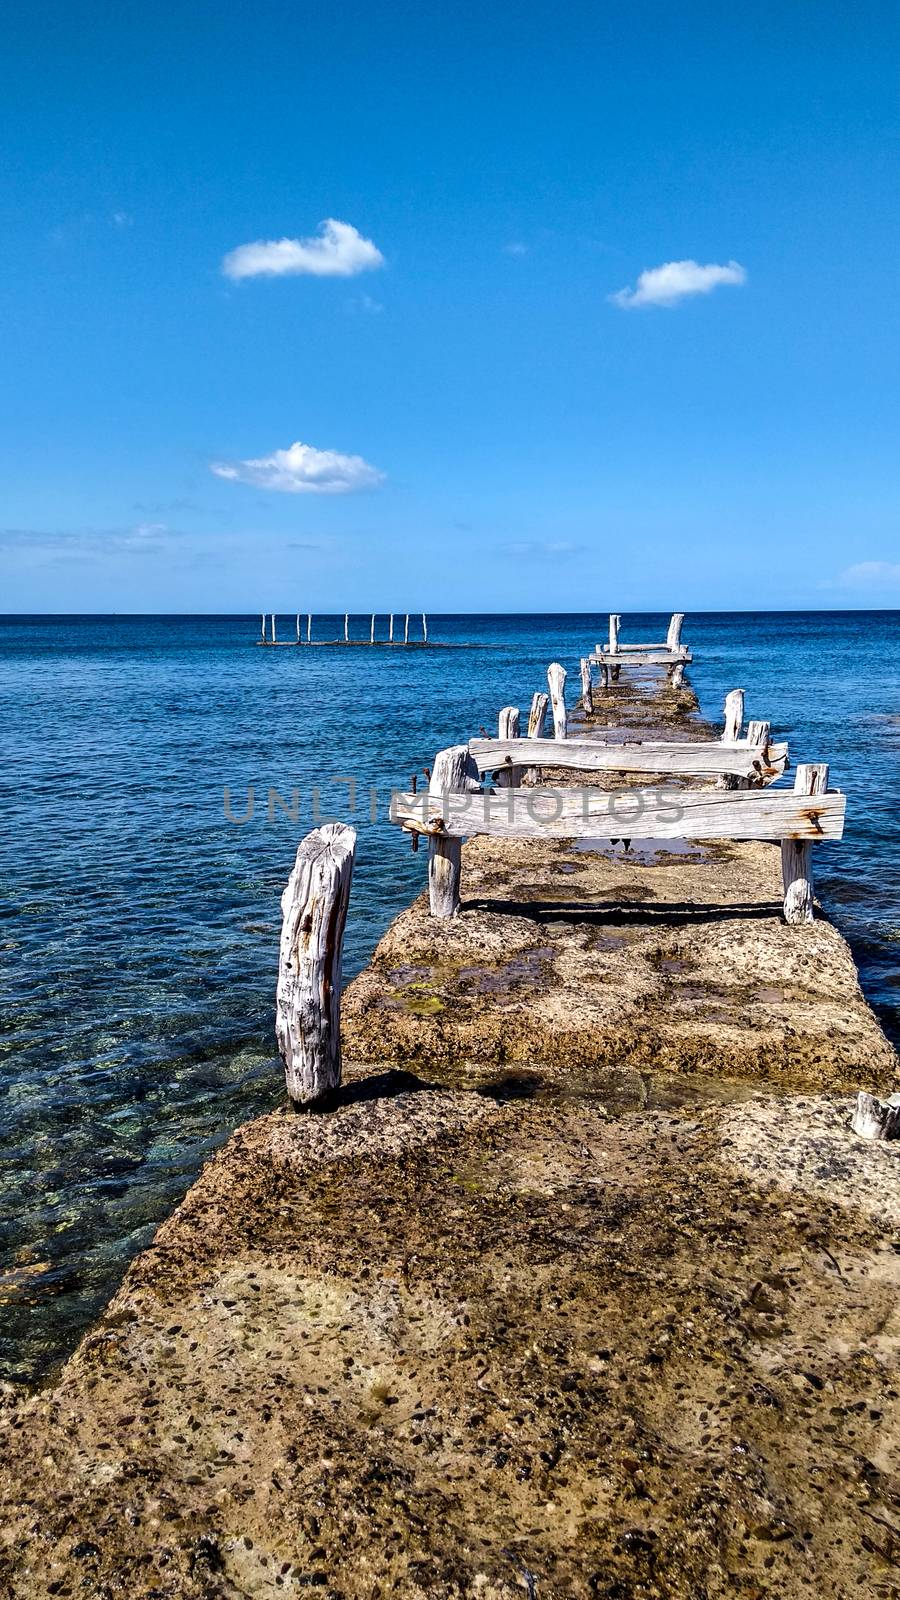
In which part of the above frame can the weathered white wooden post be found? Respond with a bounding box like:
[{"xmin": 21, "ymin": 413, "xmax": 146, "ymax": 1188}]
[
  {"xmin": 306, "ymin": 613, "xmax": 312, "ymax": 644},
  {"xmin": 579, "ymin": 658, "xmax": 593, "ymax": 715},
  {"xmin": 608, "ymin": 614, "xmax": 621, "ymax": 680},
  {"xmin": 525, "ymin": 691, "xmax": 549, "ymax": 784},
  {"xmin": 722, "ymin": 689, "xmax": 744, "ymax": 742},
  {"xmin": 742, "ymin": 720, "xmax": 771, "ymax": 787},
  {"xmin": 670, "ymin": 661, "xmax": 686, "ymax": 688},
  {"xmin": 495, "ymin": 706, "xmax": 521, "ymax": 788},
  {"xmin": 422, "ymin": 613, "xmax": 428, "ymax": 643},
  {"xmin": 344, "ymin": 612, "xmax": 349, "ymax": 642},
  {"xmin": 782, "ymin": 763, "xmax": 828, "ymax": 925},
  {"xmin": 666, "ymin": 613, "xmax": 685, "ymax": 651},
  {"xmin": 404, "ymin": 613, "xmax": 410, "ymax": 644},
  {"xmin": 547, "ymin": 662, "xmax": 567, "ymax": 740},
  {"xmin": 428, "ymin": 745, "xmax": 480, "ymax": 917},
  {"xmin": 389, "ymin": 614, "xmax": 394, "ymax": 642},
  {"xmin": 270, "ymin": 613, "xmax": 276, "ymax": 644},
  {"xmin": 276, "ymin": 823, "xmax": 357, "ymax": 1106},
  {"xmin": 851, "ymin": 1092, "xmax": 900, "ymax": 1140},
  {"xmin": 370, "ymin": 613, "xmax": 375, "ymax": 644},
  {"xmin": 260, "ymin": 612, "xmax": 266, "ymax": 643},
  {"xmin": 295, "ymin": 613, "xmax": 301, "ymax": 643}
]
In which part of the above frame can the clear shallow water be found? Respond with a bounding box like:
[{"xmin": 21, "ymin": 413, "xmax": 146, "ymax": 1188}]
[{"xmin": 1, "ymin": 611, "xmax": 898, "ymax": 1382}]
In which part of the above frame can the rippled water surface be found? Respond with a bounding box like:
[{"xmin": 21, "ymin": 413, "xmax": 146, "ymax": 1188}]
[{"xmin": 1, "ymin": 612, "xmax": 898, "ymax": 1381}]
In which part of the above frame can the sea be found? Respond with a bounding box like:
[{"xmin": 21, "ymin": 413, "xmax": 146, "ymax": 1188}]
[{"xmin": 1, "ymin": 612, "xmax": 898, "ymax": 1383}]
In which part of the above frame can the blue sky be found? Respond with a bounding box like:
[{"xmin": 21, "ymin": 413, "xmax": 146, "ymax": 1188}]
[{"xmin": 2, "ymin": 0, "xmax": 899, "ymax": 612}]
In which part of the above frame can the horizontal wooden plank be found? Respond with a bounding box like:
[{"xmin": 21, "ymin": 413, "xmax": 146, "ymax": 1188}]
[
  {"xmin": 592, "ymin": 649, "xmax": 692, "ymax": 666},
  {"xmin": 390, "ymin": 784, "xmax": 845, "ymax": 842},
  {"xmin": 468, "ymin": 737, "xmax": 787, "ymax": 779}
]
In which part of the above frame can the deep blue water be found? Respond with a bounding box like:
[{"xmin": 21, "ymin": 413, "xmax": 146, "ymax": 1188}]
[{"xmin": 1, "ymin": 612, "xmax": 898, "ymax": 1382}]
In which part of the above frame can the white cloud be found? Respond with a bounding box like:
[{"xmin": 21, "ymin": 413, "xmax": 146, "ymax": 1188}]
[
  {"xmin": 504, "ymin": 241, "xmax": 528, "ymax": 256},
  {"xmin": 833, "ymin": 560, "xmax": 900, "ymax": 588},
  {"xmin": 610, "ymin": 258, "xmax": 746, "ymax": 309},
  {"xmin": 222, "ymin": 219, "xmax": 384, "ymax": 281},
  {"xmin": 210, "ymin": 440, "xmax": 385, "ymax": 495}
]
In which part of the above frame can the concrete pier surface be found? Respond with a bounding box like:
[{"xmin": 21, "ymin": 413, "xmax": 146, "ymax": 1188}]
[{"xmin": 1, "ymin": 676, "xmax": 899, "ymax": 1599}]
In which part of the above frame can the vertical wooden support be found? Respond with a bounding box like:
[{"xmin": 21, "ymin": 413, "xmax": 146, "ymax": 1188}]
[
  {"xmin": 495, "ymin": 706, "xmax": 521, "ymax": 787},
  {"xmin": 276, "ymin": 823, "xmax": 356, "ymax": 1106},
  {"xmin": 608, "ymin": 614, "xmax": 621, "ymax": 680},
  {"xmin": 666, "ymin": 613, "xmax": 685, "ymax": 651},
  {"xmin": 404, "ymin": 613, "xmax": 410, "ymax": 644},
  {"xmin": 722, "ymin": 689, "xmax": 745, "ymax": 742},
  {"xmin": 422, "ymin": 613, "xmax": 428, "ymax": 643},
  {"xmin": 344, "ymin": 612, "xmax": 349, "ymax": 642},
  {"xmin": 782, "ymin": 763, "xmax": 828, "ymax": 925},
  {"xmin": 260, "ymin": 612, "xmax": 266, "ymax": 643},
  {"xmin": 307, "ymin": 614, "xmax": 312, "ymax": 644},
  {"xmin": 670, "ymin": 662, "xmax": 685, "ymax": 688},
  {"xmin": 746, "ymin": 719, "xmax": 771, "ymax": 750},
  {"xmin": 525, "ymin": 691, "xmax": 549, "ymax": 783},
  {"xmin": 427, "ymin": 745, "xmax": 480, "ymax": 918},
  {"xmin": 296, "ymin": 613, "xmax": 301, "ymax": 643},
  {"xmin": 271, "ymin": 613, "xmax": 276, "ymax": 644},
  {"xmin": 579, "ymin": 658, "xmax": 594, "ymax": 715},
  {"xmin": 389, "ymin": 614, "xmax": 394, "ymax": 642},
  {"xmin": 547, "ymin": 663, "xmax": 567, "ymax": 740},
  {"xmin": 370, "ymin": 613, "xmax": 375, "ymax": 644}
]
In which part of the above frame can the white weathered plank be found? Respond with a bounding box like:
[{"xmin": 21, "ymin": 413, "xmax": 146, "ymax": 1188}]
[
  {"xmin": 468, "ymin": 737, "xmax": 787, "ymax": 779},
  {"xmin": 592, "ymin": 650, "xmax": 692, "ymax": 667},
  {"xmin": 547, "ymin": 662, "xmax": 567, "ymax": 740},
  {"xmin": 276, "ymin": 823, "xmax": 356, "ymax": 1106},
  {"xmin": 392, "ymin": 783, "xmax": 845, "ymax": 842},
  {"xmin": 427, "ymin": 745, "xmax": 481, "ymax": 916},
  {"xmin": 782, "ymin": 763, "xmax": 829, "ymax": 923}
]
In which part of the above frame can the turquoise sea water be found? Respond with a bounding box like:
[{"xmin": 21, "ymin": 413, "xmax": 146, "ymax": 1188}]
[{"xmin": 1, "ymin": 611, "xmax": 898, "ymax": 1382}]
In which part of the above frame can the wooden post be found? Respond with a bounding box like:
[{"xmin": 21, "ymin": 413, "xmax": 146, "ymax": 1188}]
[
  {"xmin": 370, "ymin": 613, "xmax": 375, "ymax": 644},
  {"xmin": 547, "ymin": 662, "xmax": 567, "ymax": 740},
  {"xmin": 404, "ymin": 613, "xmax": 410, "ymax": 644},
  {"xmin": 307, "ymin": 613, "xmax": 312, "ymax": 644},
  {"xmin": 422, "ymin": 613, "xmax": 428, "ymax": 643},
  {"xmin": 608, "ymin": 614, "xmax": 621, "ymax": 680},
  {"xmin": 344, "ymin": 612, "xmax": 349, "ymax": 642},
  {"xmin": 722, "ymin": 689, "xmax": 745, "ymax": 742},
  {"xmin": 295, "ymin": 613, "xmax": 301, "ymax": 643},
  {"xmin": 526, "ymin": 691, "xmax": 549, "ymax": 783},
  {"xmin": 389, "ymin": 613, "xmax": 394, "ymax": 642},
  {"xmin": 276, "ymin": 823, "xmax": 356, "ymax": 1106},
  {"xmin": 746, "ymin": 719, "xmax": 771, "ymax": 749},
  {"xmin": 579, "ymin": 657, "xmax": 594, "ymax": 715},
  {"xmin": 428, "ymin": 745, "xmax": 480, "ymax": 918},
  {"xmin": 851, "ymin": 1092, "xmax": 900, "ymax": 1140},
  {"xmin": 495, "ymin": 706, "xmax": 521, "ymax": 787},
  {"xmin": 270, "ymin": 613, "xmax": 276, "ymax": 644},
  {"xmin": 666, "ymin": 613, "xmax": 685, "ymax": 651},
  {"xmin": 782, "ymin": 763, "xmax": 828, "ymax": 924},
  {"xmin": 671, "ymin": 662, "xmax": 685, "ymax": 688}
]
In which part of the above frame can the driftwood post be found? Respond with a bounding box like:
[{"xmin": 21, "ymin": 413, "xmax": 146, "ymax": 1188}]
[
  {"xmin": 276, "ymin": 823, "xmax": 356, "ymax": 1106},
  {"xmin": 671, "ymin": 661, "xmax": 686, "ymax": 688},
  {"xmin": 370, "ymin": 613, "xmax": 375, "ymax": 644},
  {"xmin": 404, "ymin": 613, "xmax": 410, "ymax": 644},
  {"xmin": 608, "ymin": 614, "xmax": 621, "ymax": 680},
  {"xmin": 666, "ymin": 613, "xmax": 685, "ymax": 651},
  {"xmin": 548, "ymin": 662, "xmax": 567, "ymax": 740},
  {"xmin": 260, "ymin": 612, "xmax": 266, "ymax": 643},
  {"xmin": 579, "ymin": 657, "xmax": 594, "ymax": 715},
  {"xmin": 296, "ymin": 613, "xmax": 301, "ymax": 643},
  {"xmin": 525, "ymin": 690, "xmax": 549, "ymax": 783},
  {"xmin": 782, "ymin": 763, "xmax": 828, "ymax": 924},
  {"xmin": 422, "ymin": 613, "xmax": 428, "ymax": 643},
  {"xmin": 428, "ymin": 745, "xmax": 480, "ymax": 917},
  {"xmin": 270, "ymin": 613, "xmax": 276, "ymax": 645},
  {"xmin": 307, "ymin": 613, "xmax": 312, "ymax": 644},
  {"xmin": 722, "ymin": 689, "xmax": 745, "ymax": 742},
  {"xmin": 389, "ymin": 613, "xmax": 394, "ymax": 642},
  {"xmin": 851, "ymin": 1092, "xmax": 900, "ymax": 1140},
  {"xmin": 742, "ymin": 720, "xmax": 772, "ymax": 788},
  {"xmin": 495, "ymin": 706, "xmax": 521, "ymax": 787},
  {"xmin": 344, "ymin": 612, "xmax": 349, "ymax": 642}
]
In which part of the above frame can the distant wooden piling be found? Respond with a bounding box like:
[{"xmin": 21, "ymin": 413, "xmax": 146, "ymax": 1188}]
[
  {"xmin": 389, "ymin": 614, "xmax": 394, "ymax": 642},
  {"xmin": 422, "ymin": 614, "xmax": 428, "ymax": 643},
  {"xmin": 608, "ymin": 614, "xmax": 621, "ymax": 680},
  {"xmin": 548, "ymin": 663, "xmax": 567, "ymax": 740},
  {"xmin": 276, "ymin": 823, "xmax": 356, "ymax": 1105},
  {"xmin": 270, "ymin": 613, "xmax": 276, "ymax": 645},
  {"xmin": 404, "ymin": 614, "xmax": 410, "ymax": 644},
  {"xmin": 307, "ymin": 613, "xmax": 312, "ymax": 644},
  {"xmin": 370, "ymin": 613, "xmax": 375, "ymax": 644},
  {"xmin": 344, "ymin": 613, "xmax": 349, "ymax": 643}
]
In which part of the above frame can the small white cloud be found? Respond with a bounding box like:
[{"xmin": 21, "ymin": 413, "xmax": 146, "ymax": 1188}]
[
  {"xmin": 112, "ymin": 211, "xmax": 133, "ymax": 228},
  {"xmin": 222, "ymin": 219, "xmax": 384, "ymax": 281},
  {"xmin": 504, "ymin": 241, "xmax": 528, "ymax": 256},
  {"xmin": 610, "ymin": 258, "xmax": 746, "ymax": 309},
  {"xmin": 210, "ymin": 440, "xmax": 385, "ymax": 495},
  {"xmin": 833, "ymin": 560, "xmax": 900, "ymax": 588}
]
